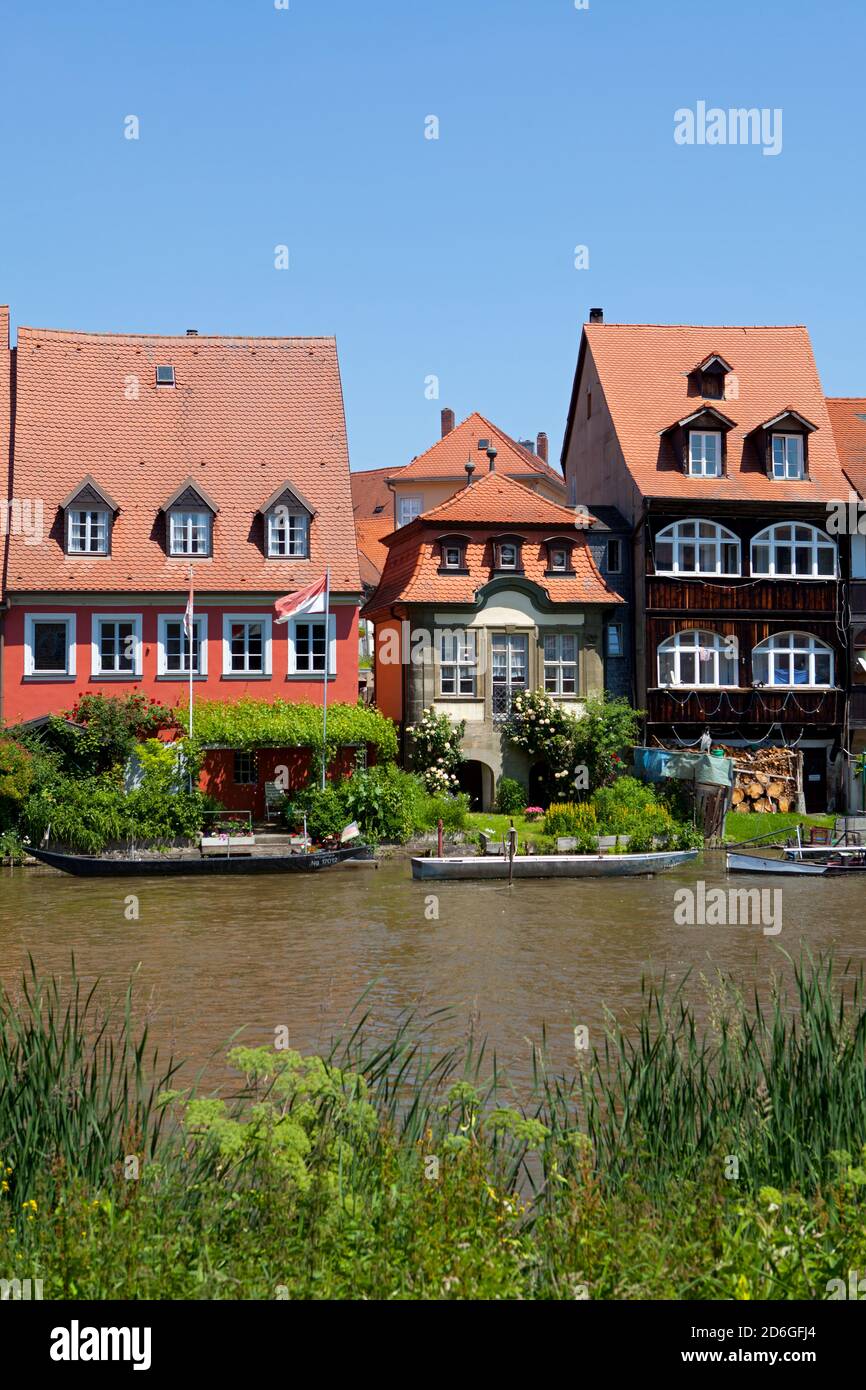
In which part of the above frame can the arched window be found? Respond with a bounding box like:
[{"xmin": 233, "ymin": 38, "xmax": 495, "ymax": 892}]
[
  {"xmin": 751, "ymin": 631, "xmax": 834, "ymax": 688},
  {"xmin": 655, "ymin": 519, "xmax": 741, "ymax": 576},
  {"xmin": 751, "ymin": 524, "xmax": 837, "ymax": 578},
  {"xmin": 657, "ymin": 630, "xmax": 738, "ymax": 688}
]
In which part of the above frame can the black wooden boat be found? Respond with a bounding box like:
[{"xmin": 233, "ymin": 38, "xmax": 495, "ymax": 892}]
[{"xmin": 28, "ymin": 844, "xmax": 374, "ymax": 878}]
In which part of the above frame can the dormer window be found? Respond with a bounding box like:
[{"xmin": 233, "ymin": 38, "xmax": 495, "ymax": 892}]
[
  {"xmin": 695, "ymin": 354, "xmax": 734, "ymax": 401},
  {"xmin": 753, "ymin": 411, "xmax": 816, "ymax": 481},
  {"xmin": 156, "ymin": 365, "xmax": 175, "ymax": 387},
  {"xmin": 161, "ymin": 479, "xmax": 218, "ymax": 558},
  {"xmin": 543, "ymin": 537, "xmax": 576, "ymax": 576},
  {"xmin": 689, "ymin": 431, "xmax": 722, "ymax": 477},
  {"xmin": 60, "ymin": 477, "xmax": 119, "ymax": 557},
  {"xmin": 665, "ymin": 406, "xmax": 734, "ymax": 477},
  {"xmin": 493, "ymin": 537, "xmax": 524, "ymax": 572},
  {"xmin": 436, "ymin": 534, "xmax": 469, "ymax": 573},
  {"xmin": 258, "ymin": 483, "xmax": 316, "ymax": 560},
  {"xmin": 771, "ymin": 434, "xmax": 804, "ymax": 480}
]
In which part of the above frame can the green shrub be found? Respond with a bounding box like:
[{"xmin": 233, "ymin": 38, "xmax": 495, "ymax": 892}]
[
  {"xmin": 190, "ymin": 698, "xmax": 398, "ymax": 765},
  {"xmin": 406, "ymin": 707, "xmax": 465, "ymax": 794},
  {"xmin": 0, "ymin": 739, "xmax": 34, "ymax": 829},
  {"xmin": 23, "ymin": 762, "xmax": 208, "ymax": 854},
  {"xmin": 495, "ymin": 777, "xmax": 527, "ymax": 814},
  {"xmin": 284, "ymin": 767, "xmax": 469, "ymax": 844}
]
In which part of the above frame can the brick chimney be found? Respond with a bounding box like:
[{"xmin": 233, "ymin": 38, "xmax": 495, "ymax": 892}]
[
  {"xmin": 536, "ymin": 431, "xmax": 549, "ymax": 463},
  {"xmin": 441, "ymin": 407, "xmax": 455, "ymax": 437},
  {"xmin": 589, "ymin": 307, "xmax": 604, "ymax": 324}
]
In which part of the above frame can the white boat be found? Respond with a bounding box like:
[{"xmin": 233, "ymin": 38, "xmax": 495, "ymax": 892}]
[
  {"xmin": 726, "ymin": 852, "xmax": 828, "ymax": 876},
  {"xmin": 411, "ymin": 849, "xmax": 699, "ymax": 881}
]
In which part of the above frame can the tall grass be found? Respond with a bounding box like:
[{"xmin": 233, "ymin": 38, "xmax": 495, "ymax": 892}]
[
  {"xmin": 549, "ymin": 950, "xmax": 866, "ymax": 1195},
  {"xmin": 0, "ymin": 957, "xmax": 180, "ymax": 1193}
]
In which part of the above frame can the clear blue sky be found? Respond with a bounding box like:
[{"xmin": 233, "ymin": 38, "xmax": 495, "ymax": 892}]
[{"xmin": 2, "ymin": 0, "xmax": 864, "ymax": 471}]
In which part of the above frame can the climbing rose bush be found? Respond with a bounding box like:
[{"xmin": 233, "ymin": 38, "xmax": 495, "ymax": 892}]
[{"xmin": 406, "ymin": 707, "xmax": 465, "ymax": 794}]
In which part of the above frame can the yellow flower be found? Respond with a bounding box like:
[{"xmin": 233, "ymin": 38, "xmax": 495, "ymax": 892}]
[
  {"xmin": 1, "ymin": 1181, "xmax": 9, "ymax": 1193},
  {"xmin": 734, "ymin": 1274, "xmax": 751, "ymax": 1300}
]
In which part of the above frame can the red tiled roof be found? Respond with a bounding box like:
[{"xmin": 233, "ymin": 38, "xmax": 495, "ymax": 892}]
[
  {"xmin": 355, "ymin": 516, "xmax": 392, "ymax": 584},
  {"xmin": 364, "ymin": 472, "xmax": 620, "ymax": 617},
  {"xmin": 826, "ymin": 398, "xmax": 866, "ymax": 498},
  {"xmin": 394, "ymin": 412, "xmax": 565, "ymax": 489},
  {"xmin": 576, "ymin": 324, "xmax": 849, "ymax": 503},
  {"xmin": 350, "ymin": 464, "xmax": 401, "ymax": 518},
  {"xmin": 416, "ymin": 469, "xmax": 591, "ymax": 528},
  {"xmin": 6, "ymin": 326, "xmax": 361, "ymax": 594}
]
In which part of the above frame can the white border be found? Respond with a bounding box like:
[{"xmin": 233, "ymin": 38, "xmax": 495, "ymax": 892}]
[
  {"xmin": 24, "ymin": 612, "xmax": 77, "ymax": 677},
  {"xmin": 91, "ymin": 613, "xmax": 143, "ymax": 677},
  {"xmin": 157, "ymin": 613, "xmax": 209, "ymax": 677},
  {"xmin": 222, "ymin": 613, "xmax": 273, "ymax": 676}
]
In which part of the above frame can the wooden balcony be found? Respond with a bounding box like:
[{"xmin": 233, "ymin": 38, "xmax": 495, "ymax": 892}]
[
  {"xmin": 646, "ymin": 576, "xmax": 839, "ymax": 615},
  {"xmin": 647, "ymin": 686, "xmax": 843, "ymax": 726}
]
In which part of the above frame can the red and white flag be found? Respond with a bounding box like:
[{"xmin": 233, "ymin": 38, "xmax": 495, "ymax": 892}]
[
  {"xmin": 183, "ymin": 576, "xmax": 195, "ymax": 637},
  {"xmin": 274, "ymin": 574, "xmax": 328, "ymax": 624}
]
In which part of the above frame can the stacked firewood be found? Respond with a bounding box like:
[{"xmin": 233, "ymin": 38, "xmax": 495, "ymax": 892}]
[{"xmin": 725, "ymin": 746, "xmax": 801, "ymax": 814}]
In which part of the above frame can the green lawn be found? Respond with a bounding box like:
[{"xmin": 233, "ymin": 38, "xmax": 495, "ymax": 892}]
[
  {"xmin": 465, "ymin": 811, "xmax": 555, "ymax": 852},
  {"xmin": 724, "ymin": 810, "xmax": 835, "ymax": 843}
]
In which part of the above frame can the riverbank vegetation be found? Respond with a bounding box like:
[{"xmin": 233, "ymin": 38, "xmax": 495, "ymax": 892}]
[{"xmin": 2, "ymin": 954, "xmax": 866, "ymax": 1299}]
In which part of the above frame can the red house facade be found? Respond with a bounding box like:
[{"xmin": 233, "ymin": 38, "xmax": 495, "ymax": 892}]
[{"xmin": 0, "ymin": 313, "xmax": 362, "ymax": 804}]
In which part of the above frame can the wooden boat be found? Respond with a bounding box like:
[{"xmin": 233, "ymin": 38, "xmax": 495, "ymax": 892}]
[
  {"xmin": 411, "ymin": 849, "xmax": 699, "ymax": 881},
  {"xmin": 28, "ymin": 844, "xmax": 373, "ymax": 878},
  {"xmin": 726, "ymin": 851, "xmax": 828, "ymax": 876}
]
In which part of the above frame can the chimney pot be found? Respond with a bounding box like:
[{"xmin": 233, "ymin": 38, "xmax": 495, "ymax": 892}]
[
  {"xmin": 441, "ymin": 407, "xmax": 455, "ymax": 437},
  {"xmin": 487, "ymin": 446, "xmax": 497, "ymax": 473},
  {"xmin": 464, "ymin": 458, "xmax": 476, "ymax": 485},
  {"xmin": 589, "ymin": 307, "xmax": 604, "ymax": 324},
  {"xmin": 536, "ymin": 431, "xmax": 549, "ymax": 463},
  {"xmin": 186, "ymin": 328, "xmax": 198, "ymax": 336}
]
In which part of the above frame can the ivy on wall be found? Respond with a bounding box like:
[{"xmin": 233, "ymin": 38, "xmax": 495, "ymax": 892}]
[{"xmin": 188, "ymin": 698, "xmax": 399, "ymax": 764}]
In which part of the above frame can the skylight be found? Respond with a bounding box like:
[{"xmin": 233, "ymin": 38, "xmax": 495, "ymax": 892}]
[{"xmin": 156, "ymin": 365, "xmax": 175, "ymax": 386}]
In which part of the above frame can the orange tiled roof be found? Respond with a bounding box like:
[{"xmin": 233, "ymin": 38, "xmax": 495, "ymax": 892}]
[
  {"xmin": 826, "ymin": 398, "xmax": 866, "ymax": 498},
  {"xmin": 6, "ymin": 326, "xmax": 361, "ymax": 594},
  {"xmin": 355, "ymin": 516, "xmax": 392, "ymax": 583},
  {"xmin": 350, "ymin": 464, "xmax": 401, "ymax": 518},
  {"xmin": 393, "ymin": 412, "xmax": 564, "ymax": 489},
  {"xmin": 577, "ymin": 323, "xmax": 849, "ymax": 503},
  {"xmin": 364, "ymin": 471, "xmax": 621, "ymax": 616}
]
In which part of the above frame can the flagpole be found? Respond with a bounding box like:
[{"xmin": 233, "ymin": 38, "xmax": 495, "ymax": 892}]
[
  {"xmin": 188, "ymin": 564, "xmax": 195, "ymax": 741},
  {"xmin": 321, "ymin": 566, "xmax": 330, "ymax": 791}
]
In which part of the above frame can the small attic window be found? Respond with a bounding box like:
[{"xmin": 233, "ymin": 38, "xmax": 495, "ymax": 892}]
[{"xmin": 156, "ymin": 365, "xmax": 175, "ymax": 387}]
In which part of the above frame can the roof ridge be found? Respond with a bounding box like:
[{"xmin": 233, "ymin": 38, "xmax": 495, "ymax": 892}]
[
  {"xmin": 585, "ymin": 322, "xmax": 807, "ymax": 331},
  {"xmin": 17, "ymin": 326, "xmax": 337, "ymax": 343}
]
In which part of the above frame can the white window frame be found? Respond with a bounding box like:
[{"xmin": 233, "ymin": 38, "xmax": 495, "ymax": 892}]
[
  {"xmin": 267, "ymin": 508, "xmax": 309, "ymax": 558},
  {"xmin": 549, "ymin": 544, "xmax": 570, "ymax": 572},
  {"xmin": 67, "ymin": 509, "xmax": 109, "ymax": 555},
  {"xmin": 157, "ymin": 614, "xmax": 209, "ymax": 677},
  {"xmin": 688, "ymin": 431, "xmax": 722, "ymax": 477},
  {"xmin": 398, "ymin": 496, "xmax": 423, "ymax": 527},
  {"xmin": 496, "ymin": 541, "xmax": 519, "ymax": 570},
  {"xmin": 655, "ymin": 519, "xmax": 741, "ymax": 577},
  {"xmin": 222, "ymin": 613, "xmax": 273, "ymax": 676},
  {"xmin": 771, "ymin": 434, "xmax": 805, "ymax": 480},
  {"xmin": 657, "ymin": 630, "xmax": 739, "ymax": 689},
  {"xmin": 442, "ymin": 543, "xmax": 464, "ymax": 570},
  {"xmin": 169, "ymin": 510, "xmax": 210, "ymax": 557},
  {"xmin": 543, "ymin": 632, "xmax": 579, "ymax": 696},
  {"xmin": 438, "ymin": 628, "xmax": 477, "ymax": 697},
  {"xmin": 287, "ymin": 615, "xmax": 337, "ymax": 676},
  {"xmin": 24, "ymin": 613, "xmax": 77, "ymax": 677},
  {"xmin": 91, "ymin": 614, "xmax": 143, "ymax": 677},
  {"xmin": 750, "ymin": 523, "xmax": 837, "ymax": 578},
  {"xmin": 752, "ymin": 631, "xmax": 834, "ymax": 689}
]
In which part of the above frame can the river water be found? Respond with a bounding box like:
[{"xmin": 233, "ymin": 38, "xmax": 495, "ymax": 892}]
[{"xmin": 1, "ymin": 854, "xmax": 862, "ymax": 1093}]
